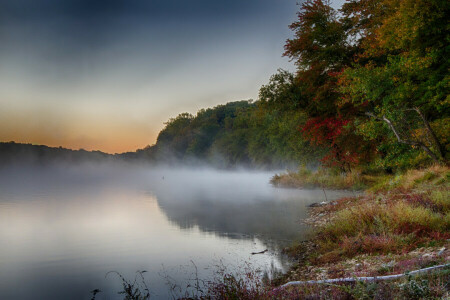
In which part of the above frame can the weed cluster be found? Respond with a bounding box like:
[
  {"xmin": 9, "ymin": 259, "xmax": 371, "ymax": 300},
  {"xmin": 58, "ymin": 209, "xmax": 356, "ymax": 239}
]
[
  {"xmin": 104, "ymin": 267, "xmax": 449, "ymax": 299},
  {"xmin": 316, "ymin": 196, "xmax": 449, "ymax": 262}
]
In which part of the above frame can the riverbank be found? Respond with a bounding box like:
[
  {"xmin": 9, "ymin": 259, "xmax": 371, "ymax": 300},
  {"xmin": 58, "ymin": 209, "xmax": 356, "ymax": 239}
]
[
  {"xmin": 268, "ymin": 165, "xmax": 450, "ymax": 298},
  {"xmin": 101, "ymin": 165, "xmax": 449, "ymax": 299},
  {"xmin": 201, "ymin": 165, "xmax": 450, "ymax": 299},
  {"xmin": 270, "ymin": 167, "xmax": 382, "ymax": 190}
]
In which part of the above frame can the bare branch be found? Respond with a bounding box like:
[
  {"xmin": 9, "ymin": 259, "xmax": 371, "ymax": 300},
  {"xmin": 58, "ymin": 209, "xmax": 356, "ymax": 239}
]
[
  {"xmin": 364, "ymin": 111, "xmax": 382, "ymax": 121},
  {"xmin": 365, "ymin": 111, "xmax": 441, "ymax": 163}
]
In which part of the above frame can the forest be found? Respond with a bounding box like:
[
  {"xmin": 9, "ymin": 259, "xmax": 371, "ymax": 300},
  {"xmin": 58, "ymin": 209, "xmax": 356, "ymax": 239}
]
[
  {"xmin": 124, "ymin": 85, "xmax": 324, "ymax": 169},
  {"xmin": 127, "ymin": 0, "xmax": 449, "ymax": 173}
]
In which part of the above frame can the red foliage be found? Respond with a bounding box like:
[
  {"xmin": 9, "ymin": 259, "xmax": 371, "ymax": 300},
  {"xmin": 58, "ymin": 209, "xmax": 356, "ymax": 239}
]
[
  {"xmin": 302, "ymin": 117, "xmax": 360, "ymax": 169},
  {"xmin": 302, "ymin": 117, "xmax": 349, "ymax": 146},
  {"xmin": 286, "ymin": 0, "xmax": 379, "ymax": 170}
]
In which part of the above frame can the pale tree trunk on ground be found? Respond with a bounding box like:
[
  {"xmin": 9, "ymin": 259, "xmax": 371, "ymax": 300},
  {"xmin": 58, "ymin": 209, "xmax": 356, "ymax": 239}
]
[{"xmin": 275, "ymin": 263, "xmax": 450, "ymax": 290}]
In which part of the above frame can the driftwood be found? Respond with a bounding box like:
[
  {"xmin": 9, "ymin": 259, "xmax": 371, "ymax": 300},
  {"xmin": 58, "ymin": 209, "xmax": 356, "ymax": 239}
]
[
  {"xmin": 309, "ymin": 201, "xmax": 328, "ymax": 207},
  {"xmin": 277, "ymin": 263, "xmax": 450, "ymax": 290},
  {"xmin": 251, "ymin": 249, "xmax": 268, "ymax": 255}
]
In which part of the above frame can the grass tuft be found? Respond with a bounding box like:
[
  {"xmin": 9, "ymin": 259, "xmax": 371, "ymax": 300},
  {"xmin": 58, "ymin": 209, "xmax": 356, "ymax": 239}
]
[{"xmin": 271, "ymin": 167, "xmax": 371, "ymax": 190}]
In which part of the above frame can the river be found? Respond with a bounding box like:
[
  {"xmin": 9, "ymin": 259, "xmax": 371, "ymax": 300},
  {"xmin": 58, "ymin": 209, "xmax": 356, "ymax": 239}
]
[{"xmin": 0, "ymin": 164, "xmax": 353, "ymax": 299}]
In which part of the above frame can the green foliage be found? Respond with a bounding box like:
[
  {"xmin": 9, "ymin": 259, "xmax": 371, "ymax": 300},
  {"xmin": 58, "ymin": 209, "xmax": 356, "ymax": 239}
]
[
  {"xmin": 258, "ymin": 69, "xmax": 304, "ymax": 110},
  {"xmin": 399, "ymin": 276, "xmax": 431, "ymax": 300},
  {"xmin": 138, "ymin": 70, "xmax": 324, "ymax": 168},
  {"xmin": 279, "ymin": 0, "xmax": 449, "ymax": 170},
  {"xmin": 152, "ymin": 101, "xmax": 254, "ymax": 166},
  {"xmin": 339, "ymin": 0, "xmax": 449, "ymax": 165}
]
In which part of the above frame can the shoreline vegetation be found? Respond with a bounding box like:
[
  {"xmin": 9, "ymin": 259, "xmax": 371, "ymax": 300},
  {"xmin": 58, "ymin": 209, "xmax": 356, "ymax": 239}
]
[
  {"xmin": 271, "ymin": 164, "xmax": 450, "ymax": 298},
  {"xmin": 198, "ymin": 165, "xmax": 449, "ymax": 299},
  {"xmin": 192, "ymin": 165, "xmax": 450, "ymax": 299},
  {"xmin": 271, "ymin": 167, "xmax": 372, "ymax": 191}
]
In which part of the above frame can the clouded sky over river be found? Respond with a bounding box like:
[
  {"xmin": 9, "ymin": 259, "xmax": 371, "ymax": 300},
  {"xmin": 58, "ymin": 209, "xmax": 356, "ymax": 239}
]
[{"xmin": 0, "ymin": 0, "xmax": 343, "ymax": 153}]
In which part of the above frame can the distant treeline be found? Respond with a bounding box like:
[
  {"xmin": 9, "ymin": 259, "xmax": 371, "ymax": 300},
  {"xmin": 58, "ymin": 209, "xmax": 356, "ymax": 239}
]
[
  {"xmin": 1, "ymin": 83, "xmax": 323, "ymax": 169},
  {"xmin": 0, "ymin": 142, "xmax": 115, "ymax": 166}
]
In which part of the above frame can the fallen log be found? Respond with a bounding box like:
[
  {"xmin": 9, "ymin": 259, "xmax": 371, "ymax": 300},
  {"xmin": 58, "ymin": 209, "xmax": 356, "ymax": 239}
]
[
  {"xmin": 276, "ymin": 263, "xmax": 450, "ymax": 290},
  {"xmin": 251, "ymin": 249, "xmax": 268, "ymax": 255}
]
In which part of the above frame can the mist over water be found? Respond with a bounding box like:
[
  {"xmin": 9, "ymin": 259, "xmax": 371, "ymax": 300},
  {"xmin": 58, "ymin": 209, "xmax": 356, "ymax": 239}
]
[{"xmin": 0, "ymin": 163, "xmax": 353, "ymax": 299}]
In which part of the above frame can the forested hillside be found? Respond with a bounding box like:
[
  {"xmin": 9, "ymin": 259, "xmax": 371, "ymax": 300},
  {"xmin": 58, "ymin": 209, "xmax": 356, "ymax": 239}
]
[
  {"xmin": 128, "ymin": 0, "xmax": 449, "ymax": 173},
  {"xmin": 123, "ymin": 79, "xmax": 325, "ymax": 169}
]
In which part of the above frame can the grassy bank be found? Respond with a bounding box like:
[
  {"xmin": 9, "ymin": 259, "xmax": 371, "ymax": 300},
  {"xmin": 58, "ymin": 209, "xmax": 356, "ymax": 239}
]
[
  {"xmin": 211, "ymin": 165, "xmax": 450, "ymax": 299},
  {"xmin": 189, "ymin": 264, "xmax": 449, "ymax": 299},
  {"xmin": 271, "ymin": 164, "xmax": 449, "ymax": 191},
  {"xmin": 269, "ymin": 165, "xmax": 450, "ymax": 299},
  {"xmin": 270, "ymin": 167, "xmax": 380, "ymax": 190}
]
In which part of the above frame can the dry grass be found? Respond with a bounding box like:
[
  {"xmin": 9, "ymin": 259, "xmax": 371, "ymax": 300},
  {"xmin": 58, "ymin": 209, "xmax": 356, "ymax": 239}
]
[
  {"xmin": 370, "ymin": 164, "xmax": 450, "ymax": 192},
  {"xmin": 270, "ymin": 166, "xmax": 450, "ymax": 299},
  {"xmin": 300, "ymin": 165, "xmax": 450, "ymax": 264},
  {"xmin": 400, "ymin": 164, "xmax": 449, "ymax": 189},
  {"xmin": 199, "ymin": 264, "xmax": 450, "ymax": 300},
  {"xmin": 430, "ymin": 189, "xmax": 450, "ymax": 212},
  {"xmin": 272, "ymin": 164, "xmax": 450, "ymax": 192},
  {"xmin": 271, "ymin": 167, "xmax": 371, "ymax": 190},
  {"xmin": 314, "ymin": 193, "xmax": 449, "ymax": 262}
]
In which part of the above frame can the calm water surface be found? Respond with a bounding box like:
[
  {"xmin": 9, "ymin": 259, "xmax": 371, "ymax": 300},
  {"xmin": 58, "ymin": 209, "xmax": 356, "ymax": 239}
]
[{"xmin": 0, "ymin": 164, "xmax": 354, "ymax": 299}]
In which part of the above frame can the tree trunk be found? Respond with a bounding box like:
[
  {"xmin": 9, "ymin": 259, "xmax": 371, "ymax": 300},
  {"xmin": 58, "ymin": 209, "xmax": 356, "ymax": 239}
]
[
  {"xmin": 275, "ymin": 263, "xmax": 450, "ymax": 289},
  {"xmin": 413, "ymin": 107, "xmax": 447, "ymax": 162},
  {"xmin": 365, "ymin": 112, "xmax": 441, "ymax": 164}
]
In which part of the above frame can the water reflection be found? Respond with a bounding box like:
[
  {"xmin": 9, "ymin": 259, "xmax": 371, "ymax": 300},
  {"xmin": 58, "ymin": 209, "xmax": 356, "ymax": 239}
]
[
  {"xmin": 0, "ymin": 165, "xmax": 353, "ymax": 299},
  {"xmin": 157, "ymin": 188, "xmax": 343, "ymax": 248},
  {"xmin": 150, "ymin": 168, "xmax": 352, "ymax": 249}
]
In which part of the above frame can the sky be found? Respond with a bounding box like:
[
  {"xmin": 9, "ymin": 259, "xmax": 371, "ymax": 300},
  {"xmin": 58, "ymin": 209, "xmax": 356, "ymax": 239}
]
[{"xmin": 0, "ymin": 0, "xmax": 344, "ymax": 154}]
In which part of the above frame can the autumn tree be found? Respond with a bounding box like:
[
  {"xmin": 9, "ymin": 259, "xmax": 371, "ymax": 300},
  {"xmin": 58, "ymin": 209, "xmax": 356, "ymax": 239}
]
[
  {"xmin": 284, "ymin": 0, "xmax": 373, "ymax": 171},
  {"xmin": 340, "ymin": 0, "xmax": 449, "ymax": 164}
]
